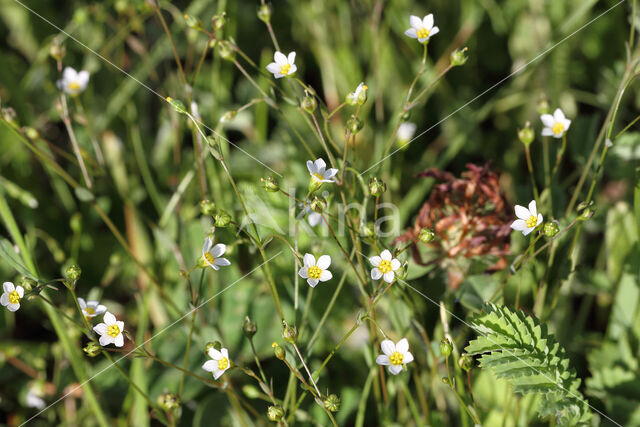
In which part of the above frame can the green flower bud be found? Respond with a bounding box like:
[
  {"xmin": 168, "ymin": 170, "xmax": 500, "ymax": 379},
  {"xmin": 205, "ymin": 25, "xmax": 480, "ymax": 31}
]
[
  {"xmin": 200, "ymin": 199, "xmax": 216, "ymax": 216},
  {"xmin": 458, "ymin": 353, "xmax": 474, "ymax": 372},
  {"xmin": 49, "ymin": 43, "xmax": 66, "ymax": 62},
  {"xmin": 166, "ymin": 97, "xmax": 187, "ymax": 114},
  {"xmin": 217, "ymin": 40, "xmax": 235, "ymax": 62},
  {"xmin": 69, "ymin": 212, "xmax": 82, "ymax": 233},
  {"xmin": 212, "ymin": 13, "xmax": 226, "ymax": 31},
  {"xmin": 157, "ymin": 392, "xmax": 181, "ymax": 411},
  {"xmin": 219, "ymin": 110, "xmax": 237, "ymax": 123},
  {"xmin": 440, "ymin": 338, "xmax": 452, "ymax": 358},
  {"xmin": 83, "ymin": 342, "xmax": 101, "ymax": 357},
  {"xmin": 272, "ymin": 342, "xmax": 286, "ymax": 360},
  {"xmin": 65, "ymin": 264, "xmax": 82, "ymax": 282},
  {"xmin": 205, "ymin": 341, "xmax": 222, "ymax": 354},
  {"xmin": 360, "ymin": 222, "xmax": 376, "ymax": 239},
  {"xmin": 19, "ymin": 276, "xmax": 36, "ymax": 292},
  {"xmin": 310, "ymin": 196, "xmax": 326, "ymax": 213},
  {"xmin": 261, "ymin": 176, "xmax": 280, "ymax": 192},
  {"xmin": 345, "ymin": 83, "xmax": 368, "ymax": 106},
  {"xmin": 346, "ymin": 115, "xmax": 363, "ymax": 135},
  {"xmin": 243, "ymin": 316, "xmax": 257, "ymax": 338},
  {"xmin": 301, "ymin": 94, "xmax": 317, "ymax": 114},
  {"xmin": 418, "ymin": 227, "xmax": 436, "ymax": 243},
  {"xmin": 537, "ymin": 98, "xmax": 549, "ymax": 115},
  {"xmin": 214, "ymin": 210, "xmax": 232, "ymax": 227},
  {"xmin": 183, "ymin": 14, "xmax": 203, "ymax": 31},
  {"xmin": 24, "ymin": 127, "xmax": 40, "ymax": 140},
  {"xmin": 450, "ymin": 47, "xmax": 469, "ymax": 67},
  {"xmin": 281, "ymin": 321, "xmax": 298, "ymax": 344},
  {"xmin": 2, "ymin": 107, "xmax": 17, "ymax": 124},
  {"xmin": 267, "ymin": 405, "xmax": 284, "ymax": 421},
  {"xmin": 324, "ymin": 394, "xmax": 340, "ymax": 412},
  {"xmin": 518, "ymin": 122, "xmax": 535, "ymax": 146},
  {"xmin": 258, "ymin": 4, "xmax": 271, "ymax": 23},
  {"xmin": 368, "ymin": 177, "xmax": 387, "ymax": 197},
  {"xmin": 578, "ymin": 207, "xmax": 594, "ymax": 221},
  {"xmin": 543, "ymin": 221, "xmax": 559, "ymax": 238},
  {"xmin": 441, "ymin": 377, "xmax": 452, "ymax": 386}
]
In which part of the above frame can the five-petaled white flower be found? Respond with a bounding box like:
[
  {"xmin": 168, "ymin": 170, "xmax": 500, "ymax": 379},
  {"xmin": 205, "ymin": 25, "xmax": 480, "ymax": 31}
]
[
  {"xmin": 78, "ymin": 297, "xmax": 107, "ymax": 320},
  {"xmin": 1, "ymin": 282, "xmax": 24, "ymax": 312},
  {"xmin": 25, "ymin": 389, "xmax": 46, "ymax": 410},
  {"xmin": 397, "ymin": 122, "xmax": 417, "ymax": 144},
  {"xmin": 404, "ymin": 14, "xmax": 439, "ymax": 44},
  {"xmin": 202, "ymin": 346, "xmax": 231, "ymax": 380},
  {"xmin": 300, "ymin": 201, "xmax": 323, "ymax": 227},
  {"xmin": 540, "ymin": 108, "xmax": 571, "ymax": 139},
  {"xmin": 93, "ymin": 312, "xmax": 125, "ymax": 347},
  {"xmin": 298, "ymin": 253, "xmax": 332, "ymax": 287},
  {"xmin": 510, "ymin": 200, "xmax": 543, "ymax": 236},
  {"xmin": 346, "ymin": 82, "xmax": 368, "ymax": 105},
  {"xmin": 266, "ymin": 51, "xmax": 297, "ymax": 79},
  {"xmin": 369, "ymin": 250, "xmax": 401, "ymax": 283},
  {"xmin": 202, "ymin": 237, "xmax": 231, "ymax": 270},
  {"xmin": 376, "ymin": 338, "xmax": 414, "ymax": 375},
  {"xmin": 307, "ymin": 158, "xmax": 338, "ymax": 183},
  {"xmin": 56, "ymin": 67, "xmax": 90, "ymax": 96}
]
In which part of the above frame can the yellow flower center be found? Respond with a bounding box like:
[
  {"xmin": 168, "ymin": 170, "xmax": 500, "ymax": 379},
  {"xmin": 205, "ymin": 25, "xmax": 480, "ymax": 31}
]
[
  {"xmin": 204, "ymin": 252, "xmax": 216, "ymax": 265},
  {"xmin": 308, "ymin": 266, "xmax": 322, "ymax": 280},
  {"xmin": 312, "ymin": 173, "xmax": 325, "ymax": 181},
  {"xmin": 526, "ymin": 215, "xmax": 538, "ymax": 228},
  {"xmin": 85, "ymin": 307, "xmax": 95, "ymax": 315},
  {"xmin": 552, "ymin": 122, "xmax": 564, "ymax": 135},
  {"xmin": 280, "ymin": 63, "xmax": 291, "ymax": 75},
  {"xmin": 8, "ymin": 290, "xmax": 20, "ymax": 304},
  {"xmin": 107, "ymin": 324, "xmax": 121, "ymax": 338},
  {"xmin": 389, "ymin": 351, "xmax": 404, "ymax": 365},
  {"xmin": 378, "ymin": 260, "xmax": 393, "ymax": 274},
  {"xmin": 218, "ymin": 357, "xmax": 229, "ymax": 370},
  {"xmin": 68, "ymin": 81, "xmax": 80, "ymax": 91},
  {"xmin": 417, "ymin": 28, "xmax": 430, "ymax": 39}
]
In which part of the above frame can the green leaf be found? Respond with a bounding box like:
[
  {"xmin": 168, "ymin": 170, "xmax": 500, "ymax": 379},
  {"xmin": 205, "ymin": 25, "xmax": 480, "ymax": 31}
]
[
  {"xmin": 0, "ymin": 238, "xmax": 37, "ymax": 280},
  {"xmin": 74, "ymin": 187, "xmax": 95, "ymax": 202}
]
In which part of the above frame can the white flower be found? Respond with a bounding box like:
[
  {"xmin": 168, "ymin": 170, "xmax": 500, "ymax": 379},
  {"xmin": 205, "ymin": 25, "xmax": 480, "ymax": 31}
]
[
  {"xmin": 266, "ymin": 51, "xmax": 297, "ymax": 79},
  {"xmin": 404, "ymin": 14, "xmax": 440, "ymax": 44},
  {"xmin": 376, "ymin": 338, "xmax": 414, "ymax": 375},
  {"xmin": 369, "ymin": 250, "xmax": 401, "ymax": 283},
  {"xmin": 510, "ymin": 200, "xmax": 543, "ymax": 236},
  {"xmin": 346, "ymin": 82, "xmax": 368, "ymax": 105},
  {"xmin": 93, "ymin": 312, "xmax": 125, "ymax": 347},
  {"xmin": 300, "ymin": 202, "xmax": 323, "ymax": 227},
  {"xmin": 307, "ymin": 158, "xmax": 338, "ymax": 183},
  {"xmin": 56, "ymin": 67, "xmax": 90, "ymax": 96},
  {"xmin": 202, "ymin": 346, "xmax": 231, "ymax": 380},
  {"xmin": 298, "ymin": 254, "xmax": 332, "ymax": 287},
  {"xmin": 25, "ymin": 389, "xmax": 46, "ymax": 410},
  {"xmin": 77, "ymin": 297, "xmax": 107, "ymax": 320},
  {"xmin": 1, "ymin": 282, "xmax": 24, "ymax": 312},
  {"xmin": 202, "ymin": 237, "xmax": 231, "ymax": 270},
  {"xmin": 541, "ymin": 108, "xmax": 571, "ymax": 139},
  {"xmin": 397, "ymin": 122, "xmax": 417, "ymax": 143}
]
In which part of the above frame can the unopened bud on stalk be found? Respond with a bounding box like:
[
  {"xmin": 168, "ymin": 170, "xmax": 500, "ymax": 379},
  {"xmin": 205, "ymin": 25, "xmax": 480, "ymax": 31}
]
[
  {"xmin": 442, "ymin": 377, "xmax": 452, "ymax": 386},
  {"xmin": 212, "ymin": 13, "xmax": 226, "ymax": 31},
  {"xmin": 440, "ymin": 338, "xmax": 452, "ymax": 357},
  {"xmin": 267, "ymin": 405, "xmax": 284, "ymax": 421},
  {"xmin": 537, "ymin": 98, "xmax": 549, "ymax": 115},
  {"xmin": 360, "ymin": 222, "xmax": 376, "ymax": 239},
  {"xmin": 166, "ymin": 97, "xmax": 187, "ymax": 114},
  {"xmin": 183, "ymin": 14, "xmax": 203, "ymax": 31},
  {"xmin": 19, "ymin": 277, "xmax": 36, "ymax": 292},
  {"xmin": 458, "ymin": 353, "xmax": 474, "ymax": 372},
  {"xmin": 324, "ymin": 394, "xmax": 341, "ymax": 412},
  {"xmin": 214, "ymin": 210, "xmax": 232, "ymax": 227},
  {"xmin": 83, "ymin": 342, "xmax": 101, "ymax": 357},
  {"xmin": 368, "ymin": 177, "xmax": 386, "ymax": 197},
  {"xmin": 543, "ymin": 221, "xmax": 559, "ymax": 238},
  {"xmin": 49, "ymin": 42, "xmax": 66, "ymax": 62},
  {"xmin": 219, "ymin": 110, "xmax": 237, "ymax": 123},
  {"xmin": 272, "ymin": 342, "xmax": 286, "ymax": 360},
  {"xmin": 301, "ymin": 93, "xmax": 317, "ymax": 114},
  {"xmin": 243, "ymin": 316, "xmax": 257, "ymax": 338},
  {"xmin": 261, "ymin": 176, "xmax": 280, "ymax": 192},
  {"xmin": 450, "ymin": 47, "xmax": 469, "ymax": 67},
  {"xmin": 518, "ymin": 122, "xmax": 535, "ymax": 146},
  {"xmin": 258, "ymin": 4, "xmax": 272, "ymax": 23},
  {"xmin": 310, "ymin": 196, "xmax": 326, "ymax": 213},
  {"xmin": 346, "ymin": 115, "xmax": 363, "ymax": 135},
  {"xmin": 205, "ymin": 341, "xmax": 222, "ymax": 354},
  {"xmin": 157, "ymin": 392, "xmax": 181, "ymax": 411},
  {"xmin": 200, "ymin": 199, "xmax": 216, "ymax": 216},
  {"xmin": 418, "ymin": 227, "xmax": 436, "ymax": 243},
  {"xmin": 24, "ymin": 127, "xmax": 40, "ymax": 140},
  {"xmin": 281, "ymin": 321, "xmax": 298, "ymax": 344},
  {"xmin": 65, "ymin": 264, "xmax": 82, "ymax": 282},
  {"xmin": 217, "ymin": 40, "xmax": 235, "ymax": 61}
]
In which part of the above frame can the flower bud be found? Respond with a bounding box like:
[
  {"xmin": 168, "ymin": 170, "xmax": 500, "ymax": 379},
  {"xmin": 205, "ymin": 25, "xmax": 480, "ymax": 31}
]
[
  {"xmin": 440, "ymin": 338, "xmax": 452, "ymax": 358},
  {"xmin": 2, "ymin": 107, "xmax": 17, "ymax": 124},
  {"xmin": 360, "ymin": 222, "xmax": 376, "ymax": 239},
  {"xmin": 346, "ymin": 83, "xmax": 368, "ymax": 106},
  {"xmin": 157, "ymin": 392, "xmax": 181, "ymax": 411},
  {"xmin": 441, "ymin": 377, "xmax": 452, "ymax": 386},
  {"xmin": 346, "ymin": 115, "xmax": 363, "ymax": 135},
  {"xmin": 65, "ymin": 264, "xmax": 82, "ymax": 282},
  {"xmin": 200, "ymin": 199, "xmax": 216, "ymax": 216},
  {"xmin": 261, "ymin": 176, "xmax": 280, "ymax": 192},
  {"xmin": 518, "ymin": 122, "xmax": 535, "ymax": 146},
  {"xmin": 458, "ymin": 353, "xmax": 474, "ymax": 372},
  {"xmin": 183, "ymin": 14, "xmax": 203, "ymax": 31},
  {"xmin": 212, "ymin": 13, "xmax": 226, "ymax": 31},
  {"xmin": 368, "ymin": 177, "xmax": 386, "ymax": 197},
  {"xmin": 301, "ymin": 94, "xmax": 317, "ymax": 114},
  {"xmin": 418, "ymin": 227, "xmax": 436, "ymax": 243},
  {"xmin": 324, "ymin": 394, "xmax": 340, "ymax": 412},
  {"xmin": 543, "ymin": 221, "xmax": 559, "ymax": 238},
  {"xmin": 214, "ymin": 210, "xmax": 232, "ymax": 227},
  {"xmin": 216, "ymin": 41, "xmax": 235, "ymax": 62},
  {"xmin": 578, "ymin": 207, "xmax": 594, "ymax": 221},
  {"xmin": 166, "ymin": 97, "xmax": 187, "ymax": 114},
  {"xmin": 537, "ymin": 98, "xmax": 549, "ymax": 115},
  {"xmin": 49, "ymin": 43, "xmax": 66, "ymax": 62},
  {"xmin": 243, "ymin": 316, "xmax": 257, "ymax": 338},
  {"xmin": 205, "ymin": 341, "xmax": 222, "ymax": 354},
  {"xmin": 267, "ymin": 405, "xmax": 284, "ymax": 421},
  {"xmin": 272, "ymin": 342, "xmax": 286, "ymax": 360},
  {"xmin": 24, "ymin": 127, "xmax": 40, "ymax": 140},
  {"xmin": 281, "ymin": 321, "xmax": 298, "ymax": 344},
  {"xmin": 219, "ymin": 110, "xmax": 237, "ymax": 123},
  {"xmin": 83, "ymin": 342, "xmax": 101, "ymax": 357},
  {"xmin": 309, "ymin": 196, "xmax": 326, "ymax": 213},
  {"xmin": 19, "ymin": 276, "xmax": 36, "ymax": 292},
  {"xmin": 257, "ymin": 4, "xmax": 271, "ymax": 23},
  {"xmin": 450, "ymin": 47, "xmax": 469, "ymax": 67}
]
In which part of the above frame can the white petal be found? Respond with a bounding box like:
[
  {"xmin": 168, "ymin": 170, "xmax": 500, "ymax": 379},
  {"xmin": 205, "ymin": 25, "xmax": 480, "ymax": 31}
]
[
  {"xmin": 396, "ymin": 338, "xmax": 409, "ymax": 354},
  {"xmin": 403, "ymin": 351, "xmax": 414, "ymax": 364},
  {"xmin": 553, "ymin": 108, "xmax": 566, "ymax": 122},
  {"xmin": 221, "ymin": 348, "xmax": 229, "ymax": 359},
  {"xmin": 209, "ymin": 348, "xmax": 223, "ymax": 360},
  {"xmin": 551, "ymin": 131, "xmax": 563, "ymax": 139},
  {"xmin": 266, "ymin": 63, "xmax": 280, "ymax": 74},
  {"xmin": 404, "ymin": 28, "xmax": 417, "ymax": 39},
  {"xmin": 522, "ymin": 227, "xmax": 534, "ymax": 236},
  {"xmin": 288, "ymin": 64, "xmax": 297, "ymax": 75},
  {"xmin": 376, "ymin": 355, "xmax": 391, "ymax": 366},
  {"xmin": 319, "ymin": 270, "xmax": 332, "ymax": 281},
  {"xmin": 514, "ymin": 205, "xmax": 530, "ymax": 220},
  {"xmin": 114, "ymin": 334, "xmax": 124, "ymax": 347},
  {"xmin": 103, "ymin": 312, "xmax": 116, "ymax": 325},
  {"xmin": 371, "ymin": 268, "xmax": 383, "ymax": 280},
  {"xmin": 93, "ymin": 323, "xmax": 108, "ymax": 335},
  {"xmin": 287, "ymin": 51, "xmax": 296, "ymax": 64},
  {"xmin": 77, "ymin": 70, "xmax": 90, "ymax": 88},
  {"xmin": 429, "ymin": 26, "xmax": 439, "ymax": 36},
  {"xmin": 63, "ymin": 67, "xmax": 78, "ymax": 81},
  {"xmin": 209, "ymin": 263, "xmax": 220, "ymax": 271},
  {"xmin": 203, "ymin": 236, "xmax": 213, "ymax": 253},
  {"xmin": 116, "ymin": 321, "xmax": 125, "ymax": 331},
  {"xmin": 314, "ymin": 158, "xmax": 327, "ymax": 172},
  {"xmin": 16, "ymin": 286, "xmax": 24, "ymax": 298},
  {"xmin": 324, "ymin": 168, "xmax": 339, "ymax": 179},
  {"xmin": 391, "ymin": 259, "xmax": 401, "ymax": 271},
  {"xmin": 3, "ymin": 282, "xmax": 14, "ymax": 293},
  {"xmin": 383, "ymin": 271, "xmax": 395, "ymax": 283},
  {"xmin": 423, "ymin": 14, "xmax": 434, "ymax": 30},
  {"xmin": 0, "ymin": 293, "xmax": 8, "ymax": 306},
  {"xmin": 306, "ymin": 160, "xmax": 317, "ymax": 174},
  {"xmin": 380, "ymin": 250, "xmax": 392, "ymax": 261},
  {"xmin": 202, "ymin": 360, "xmax": 217, "ymax": 372},
  {"xmin": 510, "ymin": 219, "xmax": 527, "ymax": 231},
  {"xmin": 96, "ymin": 305, "xmax": 107, "ymax": 314},
  {"xmin": 528, "ymin": 200, "xmax": 537, "ymax": 217},
  {"xmin": 99, "ymin": 335, "xmax": 112, "ymax": 346},
  {"xmin": 316, "ymin": 255, "xmax": 331, "ymax": 270},
  {"xmin": 213, "ymin": 368, "xmax": 225, "ymax": 380},
  {"xmin": 308, "ymin": 212, "xmax": 322, "ymax": 226},
  {"xmin": 540, "ymin": 114, "xmax": 555, "ymax": 127},
  {"xmin": 214, "ymin": 258, "xmax": 231, "ymax": 267},
  {"xmin": 409, "ymin": 15, "xmax": 422, "ymax": 29},
  {"xmin": 77, "ymin": 298, "xmax": 86, "ymax": 309},
  {"xmin": 273, "ymin": 73, "xmax": 284, "ymax": 79},
  {"xmin": 298, "ymin": 267, "xmax": 309, "ymax": 279},
  {"xmin": 307, "ymin": 278, "xmax": 319, "ymax": 287},
  {"xmin": 380, "ymin": 339, "xmax": 395, "ymax": 355},
  {"xmin": 388, "ymin": 365, "xmax": 403, "ymax": 375},
  {"xmin": 211, "ymin": 243, "xmax": 226, "ymax": 257},
  {"xmin": 303, "ymin": 253, "xmax": 316, "ymax": 267},
  {"xmin": 274, "ymin": 51, "xmax": 287, "ymax": 65},
  {"xmin": 541, "ymin": 128, "xmax": 554, "ymax": 136},
  {"xmin": 538, "ymin": 213, "xmax": 543, "ymax": 224},
  {"xmin": 369, "ymin": 256, "xmax": 381, "ymax": 266},
  {"xmin": 8, "ymin": 302, "xmax": 19, "ymax": 312},
  {"xmin": 563, "ymin": 118, "xmax": 572, "ymax": 130}
]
